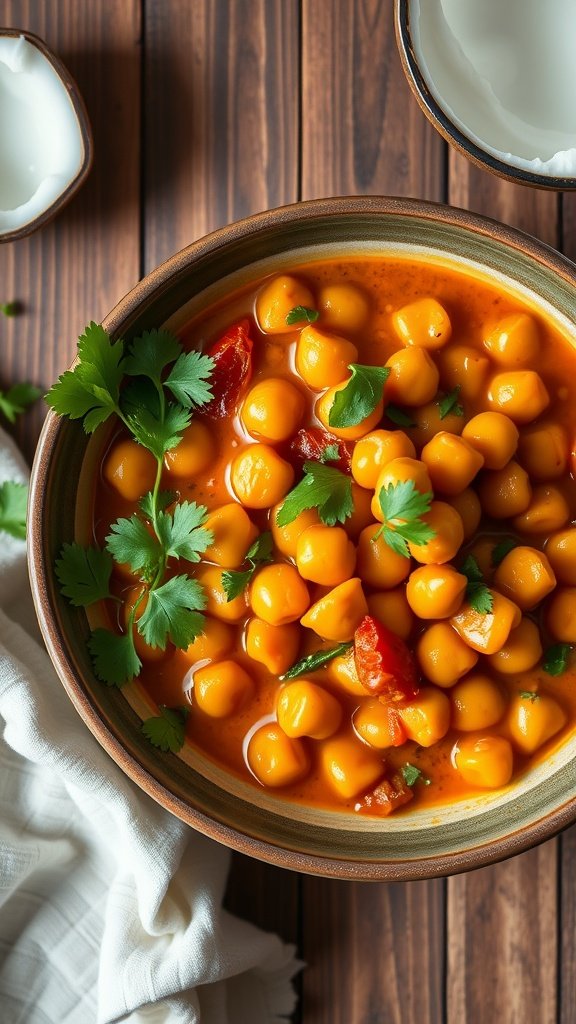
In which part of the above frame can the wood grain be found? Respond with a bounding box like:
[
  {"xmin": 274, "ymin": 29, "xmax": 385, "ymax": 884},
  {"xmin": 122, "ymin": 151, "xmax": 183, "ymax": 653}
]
[{"xmin": 560, "ymin": 826, "xmax": 576, "ymax": 1024}]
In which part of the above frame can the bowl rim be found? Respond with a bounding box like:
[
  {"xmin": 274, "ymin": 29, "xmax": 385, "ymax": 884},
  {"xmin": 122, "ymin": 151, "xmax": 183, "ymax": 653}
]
[
  {"xmin": 0, "ymin": 26, "xmax": 93, "ymax": 242},
  {"xmin": 393, "ymin": 0, "xmax": 576, "ymax": 192},
  {"xmin": 28, "ymin": 194, "xmax": 576, "ymax": 880}
]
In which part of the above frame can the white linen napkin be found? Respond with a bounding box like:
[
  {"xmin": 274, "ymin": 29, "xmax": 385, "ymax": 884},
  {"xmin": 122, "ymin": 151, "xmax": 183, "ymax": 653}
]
[{"xmin": 0, "ymin": 427, "xmax": 300, "ymax": 1024}]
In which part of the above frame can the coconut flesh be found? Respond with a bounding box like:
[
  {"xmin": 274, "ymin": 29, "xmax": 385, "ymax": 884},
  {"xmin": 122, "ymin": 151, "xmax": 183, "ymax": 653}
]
[
  {"xmin": 0, "ymin": 34, "xmax": 84, "ymax": 235},
  {"xmin": 410, "ymin": 0, "xmax": 576, "ymax": 177}
]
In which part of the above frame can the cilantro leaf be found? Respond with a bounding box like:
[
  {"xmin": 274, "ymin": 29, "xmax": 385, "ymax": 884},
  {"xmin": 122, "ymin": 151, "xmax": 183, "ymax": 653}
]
[
  {"xmin": 0, "ymin": 382, "xmax": 41, "ymax": 423},
  {"xmin": 460, "ymin": 555, "xmax": 493, "ymax": 613},
  {"xmin": 105, "ymin": 515, "xmax": 162, "ymax": 574},
  {"xmin": 542, "ymin": 643, "xmax": 572, "ymax": 676},
  {"xmin": 438, "ymin": 386, "xmax": 464, "ymax": 419},
  {"xmin": 137, "ymin": 574, "xmax": 206, "ymax": 649},
  {"xmin": 374, "ymin": 480, "xmax": 434, "ymax": 557},
  {"xmin": 320, "ymin": 444, "xmax": 340, "ymax": 463},
  {"xmin": 222, "ymin": 531, "xmax": 274, "ymax": 602},
  {"xmin": 286, "ymin": 306, "xmax": 319, "ymax": 325},
  {"xmin": 126, "ymin": 402, "xmax": 191, "ymax": 458},
  {"xmin": 276, "ymin": 461, "xmax": 354, "ymax": 528},
  {"xmin": 55, "ymin": 542, "xmax": 113, "ymax": 606},
  {"xmin": 0, "ymin": 480, "xmax": 28, "ymax": 539},
  {"xmin": 401, "ymin": 763, "xmax": 431, "ymax": 787},
  {"xmin": 1, "ymin": 301, "xmax": 18, "ymax": 317},
  {"xmin": 165, "ymin": 350, "xmax": 215, "ymax": 408},
  {"xmin": 328, "ymin": 364, "xmax": 389, "ymax": 428},
  {"xmin": 491, "ymin": 537, "xmax": 518, "ymax": 567},
  {"xmin": 141, "ymin": 705, "xmax": 189, "ymax": 753},
  {"xmin": 76, "ymin": 322, "xmax": 126, "ymax": 401},
  {"xmin": 123, "ymin": 329, "xmax": 182, "ymax": 384},
  {"xmin": 139, "ymin": 490, "xmax": 176, "ymax": 519},
  {"xmin": 519, "ymin": 690, "xmax": 539, "ymax": 702},
  {"xmin": 88, "ymin": 628, "xmax": 141, "ymax": 686},
  {"xmin": 385, "ymin": 403, "xmax": 415, "ymax": 428},
  {"xmin": 156, "ymin": 501, "xmax": 213, "ymax": 562},
  {"xmin": 281, "ymin": 641, "xmax": 353, "ymax": 680},
  {"xmin": 46, "ymin": 323, "xmax": 126, "ymax": 433}
]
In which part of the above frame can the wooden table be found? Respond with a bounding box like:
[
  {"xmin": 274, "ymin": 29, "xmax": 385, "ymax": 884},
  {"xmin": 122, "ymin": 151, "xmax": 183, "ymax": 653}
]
[{"xmin": 1, "ymin": 3, "xmax": 574, "ymax": 1021}]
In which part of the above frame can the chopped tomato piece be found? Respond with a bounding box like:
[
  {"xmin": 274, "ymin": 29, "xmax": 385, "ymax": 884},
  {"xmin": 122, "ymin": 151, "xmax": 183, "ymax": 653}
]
[
  {"xmin": 356, "ymin": 771, "xmax": 414, "ymax": 816},
  {"xmin": 354, "ymin": 614, "xmax": 419, "ymax": 703},
  {"xmin": 203, "ymin": 320, "xmax": 253, "ymax": 418},
  {"xmin": 289, "ymin": 427, "xmax": 353, "ymax": 472}
]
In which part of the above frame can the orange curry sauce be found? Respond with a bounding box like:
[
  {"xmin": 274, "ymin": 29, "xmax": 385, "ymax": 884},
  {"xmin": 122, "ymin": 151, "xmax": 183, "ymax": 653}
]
[{"xmin": 93, "ymin": 256, "xmax": 576, "ymax": 814}]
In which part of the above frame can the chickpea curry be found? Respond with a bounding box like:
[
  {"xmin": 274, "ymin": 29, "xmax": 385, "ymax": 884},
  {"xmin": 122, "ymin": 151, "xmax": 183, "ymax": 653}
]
[{"xmin": 49, "ymin": 256, "xmax": 576, "ymax": 817}]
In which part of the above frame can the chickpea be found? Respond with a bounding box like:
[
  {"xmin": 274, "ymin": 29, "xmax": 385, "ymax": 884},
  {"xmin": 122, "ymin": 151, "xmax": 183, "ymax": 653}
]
[
  {"xmin": 271, "ymin": 503, "xmax": 320, "ymax": 559},
  {"xmin": 450, "ymin": 673, "xmax": 507, "ymax": 731},
  {"xmin": 164, "ymin": 421, "xmax": 215, "ymax": 478},
  {"xmin": 416, "ymin": 621, "xmax": 478, "ymax": 687},
  {"xmin": 392, "ymin": 297, "xmax": 452, "ymax": 349},
  {"xmin": 124, "ymin": 587, "xmax": 168, "ymax": 663},
  {"xmin": 404, "ymin": 399, "xmax": 464, "ymax": 449},
  {"xmin": 317, "ymin": 282, "xmax": 370, "ymax": 333},
  {"xmin": 326, "ymin": 647, "xmax": 366, "ymax": 696},
  {"xmin": 240, "ymin": 377, "xmax": 305, "ymax": 442},
  {"xmin": 384, "ymin": 347, "xmax": 440, "ymax": 406},
  {"xmin": 506, "ymin": 693, "xmax": 567, "ymax": 755},
  {"xmin": 247, "ymin": 723, "xmax": 310, "ymax": 787},
  {"xmin": 450, "ymin": 488, "xmax": 482, "ymax": 541},
  {"xmin": 486, "ymin": 371, "xmax": 550, "ymax": 424},
  {"xmin": 250, "ymin": 563, "xmax": 309, "ymax": 626},
  {"xmin": 467, "ymin": 537, "xmax": 498, "ymax": 580},
  {"xmin": 316, "ymin": 380, "xmax": 384, "ymax": 441},
  {"xmin": 453, "ymin": 736, "xmax": 514, "ymax": 789},
  {"xmin": 406, "ymin": 565, "xmax": 467, "ymax": 619},
  {"xmin": 245, "ymin": 617, "xmax": 300, "ymax": 675},
  {"xmin": 545, "ymin": 528, "xmax": 576, "ymax": 585},
  {"xmin": 351, "ymin": 429, "xmax": 416, "ymax": 490},
  {"xmin": 296, "ymin": 524, "xmax": 356, "ymax": 586},
  {"xmin": 462, "ymin": 412, "xmax": 519, "ymax": 471},
  {"xmin": 451, "ymin": 591, "xmax": 521, "ymax": 654},
  {"xmin": 319, "ymin": 735, "xmax": 384, "ymax": 799},
  {"xmin": 230, "ymin": 444, "xmax": 294, "ymax": 509},
  {"xmin": 196, "ymin": 565, "xmax": 248, "ymax": 623},
  {"xmin": 483, "ymin": 313, "xmax": 540, "ymax": 367},
  {"xmin": 493, "ymin": 546, "xmax": 556, "ymax": 611},
  {"xmin": 344, "ymin": 482, "xmax": 376, "ymax": 538},
  {"xmin": 256, "ymin": 274, "xmax": 315, "ymax": 334},
  {"xmin": 185, "ymin": 616, "xmax": 233, "ymax": 663},
  {"xmin": 408, "ymin": 501, "xmax": 464, "ymax": 564},
  {"xmin": 371, "ymin": 458, "xmax": 432, "ymax": 522},
  {"xmin": 194, "ymin": 659, "xmax": 254, "ymax": 718},
  {"xmin": 397, "ymin": 688, "xmax": 451, "ymax": 747},
  {"xmin": 367, "ymin": 588, "xmax": 414, "ymax": 641},
  {"xmin": 277, "ymin": 680, "xmax": 342, "ymax": 739},
  {"xmin": 486, "ymin": 617, "xmax": 542, "ymax": 674},
  {"xmin": 477, "ymin": 461, "xmax": 532, "ymax": 519},
  {"xmin": 512, "ymin": 484, "xmax": 569, "ymax": 535},
  {"xmin": 546, "ymin": 587, "xmax": 576, "ymax": 642},
  {"xmin": 354, "ymin": 700, "xmax": 407, "ymax": 749},
  {"xmin": 103, "ymin": 438, "xmax": 157, "ymax": 501},
  {"xmin": 438, "ymin": 344, "xmax": 491, "ymax": 402},
  {"xmin": 421, "ymin": 432, "xmax": 484, "ymax": 496},
  {"xmin": 203, "ymin": 504, "xmax": 258, "ymax": 568},
  {"xmin": 295, "ymin": 325, "xmax": 358, "ymax": 389},
  {"xmin": 357, "ymin": 524, "xmax": 411, "ymax": 588},
  {"xmin": 301, "ymin": 577, "xmax": 368, "ymax": 641},
  {"xmin": 517, "ymin": 421, "xmax": 569, "ymax": 481}
]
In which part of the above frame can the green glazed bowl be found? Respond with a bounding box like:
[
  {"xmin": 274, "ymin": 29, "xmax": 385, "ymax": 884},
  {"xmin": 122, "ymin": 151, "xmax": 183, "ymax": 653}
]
[{"xmin": 28, "ymin": 196, "xmax": 576, "ymax": 880}]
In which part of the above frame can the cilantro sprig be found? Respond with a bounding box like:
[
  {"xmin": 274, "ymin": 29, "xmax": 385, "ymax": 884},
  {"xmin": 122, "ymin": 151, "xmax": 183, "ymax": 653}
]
[
  {"xmin": 276, "ymin": 460, "xmax": 354, "ymax": 528},
  {"xmin": 437, "ymin": 385, "xmax": 463, "ymax": 420},
  {"xmin": 286, "ymin": 306, "xmax": 319, "ymax": 326},
  {"xmin": 328, "ymin": 364, "xmax": 389, "ymax": 429},
  {"xmin": 460, "ymin": 555, "xmax": 493, "ymax": 614},
  {"xmin": 374, "ymin": 480, "xmax": 434, "ymax": 557},
  {"xmin": 0, "ymin": 382, "xmax": 42, "ymax": 424},
  {"xmin": 141, "ymin": 705, "xmax": 189, "ymax": 753},
  {"xmin": 50, "ymin": 322, "xmax": 216, "ymax": 686},
  {"xmin": 401, "ymin": 764, "xmax": 431, "ymax": 788},
  {"xmin": 385, "ymin": 403, "xmax": 415, "ymax": 428},
  {"xmin": 0, "ymin": 481, "xmax": 28, "ymax": 539},
  {"xmin": 222, "ymin": 532, "xmax": 274, "ymax": 602},
  {"xmin": 519, "ymin": 690, "xmax": 539, "ymax": 702},
  {"xmin": 281, "ymin": 642, "xmax": 353, "ymax": 680},
  {"xmin": 542, "ymin": 643, "xmax": 572, "ymax": 676},
  {"xmin": 1, "ymin": 301, "xmax": 19, "ymax": 317}
]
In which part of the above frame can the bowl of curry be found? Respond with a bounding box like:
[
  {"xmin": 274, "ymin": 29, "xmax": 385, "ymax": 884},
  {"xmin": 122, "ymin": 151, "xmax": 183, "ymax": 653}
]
[{"xmin": 28, "ymin": 196, "xmax": 576, "ymax": 879}]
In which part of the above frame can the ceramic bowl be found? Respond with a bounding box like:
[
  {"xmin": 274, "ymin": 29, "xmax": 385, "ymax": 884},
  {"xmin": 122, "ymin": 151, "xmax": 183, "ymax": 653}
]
[
  {"xmin": 28, "ymin": 196, "xmax": 576, "ymax": 880},
  {"xmin": 394, "ymin": 1, "xmax": 576, "ymax": 191}
]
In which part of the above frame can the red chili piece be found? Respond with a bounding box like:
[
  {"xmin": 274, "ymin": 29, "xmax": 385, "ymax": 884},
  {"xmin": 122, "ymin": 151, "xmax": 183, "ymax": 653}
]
[
  {"xmin": 354, "ymin": 614, "xmax": 419, "ymax": 703},
  {"xmin": 203, "ymin": 320, "xmax": 253, "ymax": 418},
  {"xmin": 289, "ymin": 427, "xmax": 353, "ymax": 473}
]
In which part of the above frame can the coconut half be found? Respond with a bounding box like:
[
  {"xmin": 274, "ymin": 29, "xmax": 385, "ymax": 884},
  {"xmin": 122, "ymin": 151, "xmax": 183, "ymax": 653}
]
[
  {"xmin": 409, "ymin": 0, "xmax": 576, "ymax": 178},
  {"xmin": 0, "ymin": 32, "xmax": 91, "ymax": 239}
]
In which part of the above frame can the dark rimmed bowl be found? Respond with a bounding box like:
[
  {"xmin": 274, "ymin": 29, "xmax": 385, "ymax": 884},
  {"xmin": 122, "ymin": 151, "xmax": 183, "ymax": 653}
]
[
  {"xmin": 394, "ymin": 1, "xmax": 576, "ymax": 192},
  {"xmin": 0, "ymin": 28, "xmax": 92, "ymax": 242},
  {"xmin": 28, "ymin": 196, "xmax": 576, "ymax": 880}
]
